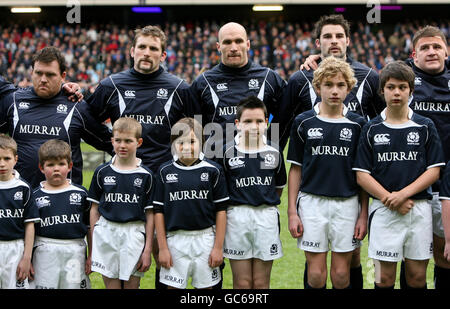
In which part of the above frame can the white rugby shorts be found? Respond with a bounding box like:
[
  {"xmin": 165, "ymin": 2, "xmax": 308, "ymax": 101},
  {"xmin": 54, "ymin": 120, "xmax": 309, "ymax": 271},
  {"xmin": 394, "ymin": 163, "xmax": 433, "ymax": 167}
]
[
  {"xmin": 91, "ymin": 216, "xmax": 146, "ymax": 281},
  {"xmin": 368, "ymin": 199, "xmax": 433, "ymax": 262},
  {"xmin": 31, "ymin": 236, "xmax": 91, "ymax": 289},
  {"xmin": 160, "ymin": 227, "xmax": 221, "ymax": 289},
  {"xmin": 224, "ymin": 205, "xmax": 283, "ymax": 261},
  {"xmin": 297, "ymin": 192, "xmax": 359, "ymax": 253},
  {"xmin": 0, "ymin": 239, "xmax": 29, "ymax": 289},
  {"xmin": 431, "ymin": 193, "xmax": 444, "ymax": 238}
]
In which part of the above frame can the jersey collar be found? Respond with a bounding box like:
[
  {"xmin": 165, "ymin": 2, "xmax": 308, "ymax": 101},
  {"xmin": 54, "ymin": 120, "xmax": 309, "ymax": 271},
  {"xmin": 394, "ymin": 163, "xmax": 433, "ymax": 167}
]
[
  {"xmin": 314, "ymin": 102, "xmax": 349, "ymax": 117},
  {"xmin": 234, "ymin": 132, "xmax": 269, "ymax": 153},
  {"xmin": 0, "ymin": 170, "xmax": 21, "ymax": 188},
  {"xmin": 380, "ymin": 107, "xmax": 414, "ymax": 121},
  {"xmin": 219, "ymin": 60, "xmax": 252, "ymax": 74}
]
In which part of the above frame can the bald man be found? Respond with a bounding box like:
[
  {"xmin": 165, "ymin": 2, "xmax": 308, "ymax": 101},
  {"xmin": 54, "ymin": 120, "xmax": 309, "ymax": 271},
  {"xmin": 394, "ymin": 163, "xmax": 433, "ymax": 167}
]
[
  {"xmin": 189, "ymin": 22, "xmax": 287, "ymax": 158},
  {"xmin": 188, "ymin": 22, "xmax": 286, "ymax": 289}
]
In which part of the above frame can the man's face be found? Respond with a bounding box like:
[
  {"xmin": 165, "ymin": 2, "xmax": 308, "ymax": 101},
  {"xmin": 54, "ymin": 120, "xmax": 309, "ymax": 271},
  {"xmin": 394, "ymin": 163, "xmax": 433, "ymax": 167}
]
[
  {"xmin": 131, "ymin": 35, "xmax": 167, "ymax": 74},
  {"xmin": 217, "ymin": 24, "xmax": 250, "ymax": 68},
  {"xmin": 413, "ymin": 36, "xmax": 447, "ymax": 75},
  {"xmin": 32, "ymin": 60, "xmax": 65, "ymax": 99},
  {"xmin": 316, "ymin": 24, "xmax": 349, "ymax": 59}
]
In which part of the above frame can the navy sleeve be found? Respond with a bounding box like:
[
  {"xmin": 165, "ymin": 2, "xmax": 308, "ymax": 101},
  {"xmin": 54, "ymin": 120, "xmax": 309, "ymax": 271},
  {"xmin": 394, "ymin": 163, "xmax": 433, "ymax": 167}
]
[
  {"xmin": 75, "ymin": 101, "xmax": 113, "ymax": 154},
  {"xmin": 23, "ymin": 186, "xmax": 40, "ymax": 223},
  {"xmin": 152, "ymin": 171, "xmax": 165, "ymax": 213},
  {"xmin": 353, "ymin": 123, "xmax": 374, "ymax": 174},
  {"xmin": 143, "ymin": 173, "xmax": 155, "ymax": 211},
  {"xmin": 87, "ymin": 167, "xmax": 104, "ymax": 204},
  {"xmin": 275, "ymin": 150, "xmax": 287, "ymax": 188},
  {"xmin": 425, "ymin": 119, "xmax": 446, "ymax": 169},
  {"xmin": 188, "ymin": 77, "xmax": 207, "ymax": 121},
  {"xmin": 271, "ymin": 72, "xmax": 310, "ymax": 151},
  {"xmin": 85, "ymin": 82, "xmax": 115, "ymax": 123},
  {"xmin": 212, "ymin": 166, "xmax": 229, "ymax": 211},
  {"xmin": 0, "ymin": 92, "xmax": 13, "ymax": 133},
  {"xmin": 286, "ymin": 117, "xmax": 305, "ymax": 166},
  {"xmin": 440, "ymin": 161, "xmax": 450, "ymax": 200},
  {"xmin": 366, "ymin": 70, "xmax": 385, "ymax": 119},
  {"xmin": 0, "ymin": 76, "xmax": 15, "ymax": 98}
]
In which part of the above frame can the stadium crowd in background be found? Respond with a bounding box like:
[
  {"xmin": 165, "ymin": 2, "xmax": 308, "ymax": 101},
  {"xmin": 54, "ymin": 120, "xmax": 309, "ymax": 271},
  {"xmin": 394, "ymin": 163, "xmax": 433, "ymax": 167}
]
[{"xmin": 0, "ymin": 18, "xmax": 448, "ymax": 92}]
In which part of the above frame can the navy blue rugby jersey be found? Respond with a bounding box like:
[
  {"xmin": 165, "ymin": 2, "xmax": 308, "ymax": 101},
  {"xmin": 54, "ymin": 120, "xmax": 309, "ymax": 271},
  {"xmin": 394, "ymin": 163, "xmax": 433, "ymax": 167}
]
[
  {"xmin": 221, "ymin": 134, "xmax": 286, "ymax": 206},
  {"xmin": 153, "ymin": 153, "xmax": 229, "ymax": 232},
  {"xmin": 405, "ymin": 60, "xmax": 450, "ymax": 164},
  {"xmin": 353, "ymin": 108, "xmax": 445, "ymax": 200},
  {"xmin": 86, "ymin": 67, "xmax": 191, "ymax": 173},
  {"xmin": 440, "ymin": 161, "xmax": 450, "ymax": 200},
  {"xmin": 33, "ymin": 182, "xmax": 90, "ymax": 239},
  {"xmin": 275, "ymin": 56, "xmax": 384, "ymax": 150},
  {"xmin": 0, "ymin": 88, "xmax": 112, "ymax": 188},
  {"xmin": 0, "ymin": 76, "xmax": 15, "ymax": 97},
  {"xmin": 87, "ymin": 156, "xmax": 155, "ymax": 223},
  {"xmin": 189, "ymin": 60, "xmax": 286, "ymax": 140},
  {"xmin": 287, "ymin": 104, "xmax": 366, "ymax": 198},
  {"xmin": 0, "ymin": 171, "xmax": 40, "ymax": 241}
]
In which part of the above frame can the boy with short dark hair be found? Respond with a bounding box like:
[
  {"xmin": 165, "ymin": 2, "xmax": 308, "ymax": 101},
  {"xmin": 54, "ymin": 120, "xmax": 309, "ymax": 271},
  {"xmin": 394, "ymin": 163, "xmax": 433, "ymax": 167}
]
[
  {"xmin": 88, "ymin": 117, "xmax": 155, "ymax": 289},
  {"xmin": 32, "ymin": 139, "xmax": 91, "ymax": 289},
  {"xmin": 221, "ymin": 96, "xmax": 286, "ymax": 289},
  {"xmin": 354, "ymin": 61, "xmax": 445, "ymax": 289},
  {"xmin": 0, "ymin": 134, "xmax": 40, "ymax": 289}
]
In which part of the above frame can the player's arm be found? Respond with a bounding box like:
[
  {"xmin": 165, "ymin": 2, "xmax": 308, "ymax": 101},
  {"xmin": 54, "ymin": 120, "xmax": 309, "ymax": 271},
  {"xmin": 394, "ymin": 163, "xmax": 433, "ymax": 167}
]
[
  {"xmin": 16, "ymin": 222, "xmax": 35, "ymax": 282},
  {"xmin": 300, "ymin": 54, "xmax": 321, "ymax": 71},
  {"xmin": 356, "ymin": 171, "xmax": 414, "ymax": 215},
  {"xmin": 354, "ymin": 189, "xmax": 369, "ymax": 241},
  {"xmin": 209, "ymin": 210, "xmax": 226, "ymax": 268},
  {"xmin": 136, "ymin": 210, "xmax": 154, "ymax": 272},
  {"xmin": 88, "ymin": 202, "xmax": 100, "ymax": 263},
  {"xmin": 288, "ymin": 164, "xmax": 303, "ymax": 238},
  {"xmin": 383, "ymin": 167, "xmax": 440, "ymax": 209},
  {"xmin": 154, "ymin": 212, "xmax": 172, "ymax": 269},
  {"xmin": 443, "ymin": 200, "xmax": 450, "ymax": 262}
]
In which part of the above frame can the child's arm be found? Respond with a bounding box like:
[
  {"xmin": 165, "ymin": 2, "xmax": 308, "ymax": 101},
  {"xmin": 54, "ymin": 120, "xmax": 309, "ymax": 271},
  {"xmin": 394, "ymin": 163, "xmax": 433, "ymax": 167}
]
[
  {"xmin": 288, "ymin": 164, "xmax": 303, "ymax": 238},
  {"xmin": 155, "ymin": 212, "xmax": 172, "ymax": 269},
  {"xmin": 136, "ymin": 210, "xmax": 154, "ymax": 272},
  {"xmin": 356, "ymin": 171, "xmax": 415, "ymax": 215},
  {"xmin": 85, "ymin": 225, "xmax": 93, "ymax": 275},
  {"xmin": 209, "ymin": 210, "xmax": 226, "ymax": 268},
  {"xmin": 354, "ymin": 189, "xmax": 369, "ymax": 241},
  {"xmin": 442, "ymin": 200, "xmax": 450, "ymax": 262},
  {"xmin": 88, "ymin": 202, "xmax": 100, "ymax": 264},
  {"xmin": 383, "ymin": 167, "xmax": 440, "ymax": 209},
  {"xmin": 16, "ymin": 222, "xmax": 35, "ymax": 282}
]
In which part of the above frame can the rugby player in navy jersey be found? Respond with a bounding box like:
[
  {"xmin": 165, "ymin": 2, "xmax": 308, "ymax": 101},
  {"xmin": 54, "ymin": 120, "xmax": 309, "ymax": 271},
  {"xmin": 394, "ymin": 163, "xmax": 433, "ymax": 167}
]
[
  {"xmin": 354, "ymin": 61, "xmax": 445, "ymax": 289},
  {"xmin": 0, "ymin": 134, "xmax": 40, "ymax": 289},
  {"xmin": 88, "ymin": 118, "xmax": 154, "ymax": 289},
  {"xmin": 189, "ymin": 22, "xmax": 287, "ymax": 159},
  {"xmin": 281, "ymin": 16, "xmax": 383, "ymax": 288},
  {"xmin": 221, "ymin": 96, "xmax": 286, "ymax": 289},
  {"xmin": 404, "ymin": 26, "xmax": 450, "ymax": 289},
  {"xmin": 153, "ymin": 118, "xmax": 229, "ymax": 289},
  {"xmin": 287, "ymin": 57, "xmax": 368, "ymax": 289},
  {"xmin": 32, "ymin": 140, "xmax": 91, "ymax": 289},
  {"xmin": 0, "ymin": 47, "xmax": 112, "ymax": 189},
  {"xmin": 86, "ymin": 25, "xmax": 192, "ymax": 289}
]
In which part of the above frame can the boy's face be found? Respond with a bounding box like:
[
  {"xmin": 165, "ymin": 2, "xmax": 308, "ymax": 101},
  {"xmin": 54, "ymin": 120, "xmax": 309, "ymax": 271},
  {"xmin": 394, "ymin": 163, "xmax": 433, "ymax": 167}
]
[
  {"xmin": 235, "ymin": 108, "xmax": 268, "ymax": 144},
  {"xmin": 412, "ymin": 36, "xmax": 447, "ymax": 75},
  {"xmin": 39, "ymin": 158, "xmax": 72, "ymax": 187},
  {"xmin": 316, "ymin": 73, "xmax": 350, "ymax": 108},
  {"xmin": 174, "ymin": 129, "xmax": 201, "ymax": 165},
  {"xmin": 0, "ymin": 148, "xmax": 17, "ymax": 181},
  {"xmin": 316, "ymin": 24, "xmax": 349, "ymax": 59},
  {"xmin": 381, "ymin": 77, "xmax": 411, "ymax": 108},
  {"xmin": 112, "ymin": 130, "xmax": 143, "ymax": 160}
]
